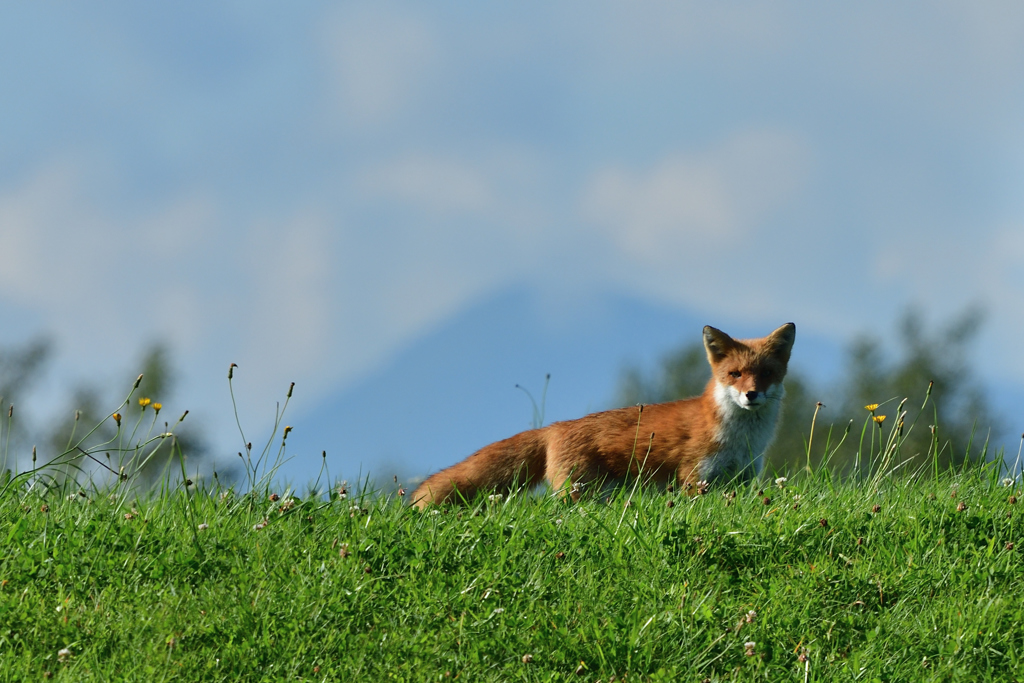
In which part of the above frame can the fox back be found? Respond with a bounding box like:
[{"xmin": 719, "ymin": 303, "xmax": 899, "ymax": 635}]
[{"xmin": 412, "ymin": 323, "xmax": 795, "ymax": 508}]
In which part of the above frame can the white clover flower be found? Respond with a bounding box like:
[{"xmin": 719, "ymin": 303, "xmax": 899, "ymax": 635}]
[{"xmin": 775, "ymin": 477, "xmax": 787, "ymax": 488}]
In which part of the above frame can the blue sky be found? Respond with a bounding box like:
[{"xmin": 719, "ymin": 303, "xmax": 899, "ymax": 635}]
[{"xmin": 2, "ymin": 3, "xmax": 1023, "ymax": 481}]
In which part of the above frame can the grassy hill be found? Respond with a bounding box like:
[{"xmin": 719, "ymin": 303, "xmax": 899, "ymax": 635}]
[{"xmin": 2, "ymin": 462, "xmax": 1022, "ymax": 681}]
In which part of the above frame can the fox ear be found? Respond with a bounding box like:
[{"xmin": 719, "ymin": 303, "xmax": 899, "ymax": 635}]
[
  {"xmin": 703, "ymin": 325, "xmax": 736, "ymax": 364},
  {"xmin": 765, "ymin": 322, "xmax": 796, "ymax": 363}
]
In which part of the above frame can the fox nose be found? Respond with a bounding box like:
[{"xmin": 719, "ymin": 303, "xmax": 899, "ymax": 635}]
[{"xmin": 745, "ymin": 391, "xmax": 761, "ymax": 402}]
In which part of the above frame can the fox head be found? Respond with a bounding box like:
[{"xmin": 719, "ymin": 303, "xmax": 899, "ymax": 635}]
[{"xmin": 703, "ymin": 323, "xmax": 796, "ymax": 412}]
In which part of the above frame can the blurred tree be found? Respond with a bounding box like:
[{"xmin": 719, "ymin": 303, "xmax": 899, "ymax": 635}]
[
  {"xmin": 0, "ymin": 337, "xmax": 51, "ymax": 405},
  {"xmin": 836, "ymin": 306, "xmax": 995, "ymax": 473},
  {"xmin": 47, "ymin": 344, "xmax": 211, "ymax": 489},
  {"xmin": 0, "ymin": 337, "xmax": 51, "ymax": 469}
]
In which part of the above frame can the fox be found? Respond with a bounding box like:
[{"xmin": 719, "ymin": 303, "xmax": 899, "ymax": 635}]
[{"xmin": 412, "ymin": 323, "xmax": 795, "ymax": 508}]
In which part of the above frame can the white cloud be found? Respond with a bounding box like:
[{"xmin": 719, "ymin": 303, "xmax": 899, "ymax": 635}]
[
  {"xmin": 319, "ymin": 7, "xmax": 440, "ymax": 126},
  {"xmin": 580, "ymin": 129, "xmax": 811, "ymax": 266},
  {"xmin": 360, "ymin": 155, "xmax": 495, "ymax": 215}
]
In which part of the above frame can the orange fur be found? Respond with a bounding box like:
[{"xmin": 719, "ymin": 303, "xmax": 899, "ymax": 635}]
[{"xmin": 412, "ymin": 323, "xmax": 795, "ymax": 508}]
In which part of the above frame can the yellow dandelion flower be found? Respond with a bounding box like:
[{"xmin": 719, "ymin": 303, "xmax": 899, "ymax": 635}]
[
  {"xmin": 283, "ymin": 425, "xmax": 293, "ymax": 438},
  {"xmin": 113, "ymin": 413, "xmax": 122, "ymax": 426},
  {"xmin": 139, "ymin": 397, "xmax": 151, "ymax": 409},
  {"xmin": 864, "ymin": 404, "xmax": 879, "ymax": 412},
  {"xmin": 152, "ymin": 403, "xmax": 162, "ymax": 414},
  {"xmin": 872, "ymin": 415, "xmax": 887, "ymax": 423}
]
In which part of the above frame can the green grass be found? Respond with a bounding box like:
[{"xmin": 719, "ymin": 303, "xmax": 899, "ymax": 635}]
[{"xmin": 1, "ymin": 467, "xmax": 1022, "ymax": 682}]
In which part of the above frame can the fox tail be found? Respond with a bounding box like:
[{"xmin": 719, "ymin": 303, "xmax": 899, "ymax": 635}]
[{"xmin": 411, "ymin": 429, "xmax": 548, "ymax": 509}]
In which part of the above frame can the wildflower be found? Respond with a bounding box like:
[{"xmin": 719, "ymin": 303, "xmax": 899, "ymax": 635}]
[
  {"xmin": 522, "ymin": 654, "xmax": 534, "ymax": 663},
  {"xmin": 872, "ymin": 415, "xmax": 886, "ymax": 424},
  {"xmin": 40, "ymin": 504, "xmax": 49, "ymax": 513},
  {"xmin": 872, "ymin": 504, "xmax": 881, "ymax": 513},
  {"xmin": 666, "ymin": 499, "xmax": 675, "ymax": 508},
  {"xmin": 152, "ymin": 403, "xmax": 162, "ymax": 415},
  {"xmin": 864, "ymin": 403, "xmax": 879, "ymax": 412},
  {"xmin": 798, "ymin": 648, "xmax": 809, "ymax": 663},
  {"xmin": 397, "ymin": 488, "xmax": 406, "ymax": 496},
  {"xmin": 278, "ymin": 498, "xmax": 295, "ymax": 513},
  {"xmin": 819, "ymin": 518, "xmax": 828, "ymax": 527},
  {"xmin": 339, "ymin": 543, "xmax": 350, "ymax": 558},
  {"xmin": 491, "ymin": 608, "xmax": 505, "ymax": 615},
  {"xmin": 488, "ymin": 493, "xmax": 503, "ymax": 502},
  {"xmin": 198, "ymin": 523, "xmax": 209, "ymax": 531},
  {"xmin": 745, "ymin": 610, "xmax": 757, "ymax": 624},
  {"xmin": 774, "ymin": 477, "xmax": 787, "ymax": 488},
  {"xmin": 744, "ymin": 641, "xmax": 756, "ymax": 657},
  {"xmin": 1006, "ymin": 542, "xmax": 1015, "ymax": 551},
  {"xmin": 283, "ymin": 426, "xmax": 292, "ymax": 438},
  {"xmin": 139, "ymin": 397, "xmax": 151, "ymax": 409},
  {"xmin": 696, "ymin": 480, "xmax": 710, "ymax": 495},
  {"xmin": 57, "ymin": 648, "xmax": 72, "ymax": 662},
  {"xmin": 253, "ymin": 518, "xmax": 268, "ymax": 531},
  {"xmin": 1003, "ymin": 478, "xmax": 1015, "ymax": 487},
  {"xmin": 269, "ymin": 493, "xmax": 280, "ymax": 502},
  {"xmin": 431, "ymin": 509, "xmax": 441, "ymax": 515},
  {"xmin": 113, "ymin": 412, "xmax": 122, "ymax": 426},
  {"xmin": 956, "ymin": 501, "xmax": 967, "ymax": 512},
  {"xmin": 555, "ymin": 518, "xmax": 563, "ymax": 525},
  {"xmin": 1010, "ymin": 495, "xmax": 1018, "ymax": 505}
]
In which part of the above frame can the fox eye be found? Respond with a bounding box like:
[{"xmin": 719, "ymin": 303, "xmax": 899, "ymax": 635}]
[{"xmin": 729, "ymin": 370, "xmax": 742, "ymax": 378}]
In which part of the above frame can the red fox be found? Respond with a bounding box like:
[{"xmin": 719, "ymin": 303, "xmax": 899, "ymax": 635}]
[{"xmin": 412, "ymin": 323, "xmax": 795, "ymax": 508}]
